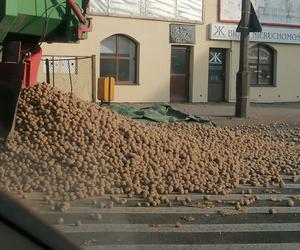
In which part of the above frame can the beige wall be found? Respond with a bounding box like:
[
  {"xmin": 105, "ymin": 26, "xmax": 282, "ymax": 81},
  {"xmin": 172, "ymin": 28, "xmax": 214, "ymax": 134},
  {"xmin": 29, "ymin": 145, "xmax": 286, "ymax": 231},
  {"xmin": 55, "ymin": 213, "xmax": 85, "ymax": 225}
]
[
  {"xmin": 42, "ymin": 17, "xmax": 173, "ymax": 102},
  {"xmin": 40, "ymin": 0, "xmax": 300, "ymax": 103},
  {"xmin": 227, "ymin": 41, "xmax": 300, "ymax": 103},
  {"xmin": 37, "ymin": 56, "xmax": 93, "ymax": 101}
]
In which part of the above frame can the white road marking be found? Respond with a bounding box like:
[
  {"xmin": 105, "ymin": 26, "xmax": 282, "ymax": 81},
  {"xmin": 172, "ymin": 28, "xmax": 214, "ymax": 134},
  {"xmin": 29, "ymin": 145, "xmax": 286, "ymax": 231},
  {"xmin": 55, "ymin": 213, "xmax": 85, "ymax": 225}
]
[
  {"xmin": 82, "ymin": 243, "xmax": 300, "ymax": 250},
  {"xmin": 40, "ymin": 206, "xmax": 300, "ymax": 215},
  {"xmin": 56, "ymin": 223, "xmax": 300, "ymax": 233}
]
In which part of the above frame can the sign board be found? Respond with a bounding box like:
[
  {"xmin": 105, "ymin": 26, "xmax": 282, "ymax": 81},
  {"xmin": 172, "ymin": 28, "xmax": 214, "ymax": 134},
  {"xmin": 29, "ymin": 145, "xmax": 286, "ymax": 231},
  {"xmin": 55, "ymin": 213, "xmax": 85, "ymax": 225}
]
[
  {"xmin": 209, "ymin": 49, "xmax": 225, "ymax": 75},
  {"xmin": 89, "ymin": 0, "xmax": 203, "ymax": 22},
  {"xmin": 220, "ymin": 0, "xmax": 300, "ymax": 27},
  {"xmin": 170, "ymin": 24, "xmax": 196, "ymax": 44},
  {"xmin": 236, "ymin": 3, "xmax": 262, "ymax": 33},
  {"xmin": 209, "ymin": 23, "xmax": 300, "ymax": 45}
]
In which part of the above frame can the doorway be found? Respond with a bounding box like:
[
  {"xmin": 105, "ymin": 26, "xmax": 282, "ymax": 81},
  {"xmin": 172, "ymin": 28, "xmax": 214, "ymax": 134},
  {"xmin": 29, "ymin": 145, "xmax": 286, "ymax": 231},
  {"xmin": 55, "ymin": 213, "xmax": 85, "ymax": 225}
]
[
  {"xmin": 208, "ymin": 48, "xmax": 226, "ymax": 102},
  {"xmin": 170, "ymin": 46, "xmax": 190, "ymax": 102}
]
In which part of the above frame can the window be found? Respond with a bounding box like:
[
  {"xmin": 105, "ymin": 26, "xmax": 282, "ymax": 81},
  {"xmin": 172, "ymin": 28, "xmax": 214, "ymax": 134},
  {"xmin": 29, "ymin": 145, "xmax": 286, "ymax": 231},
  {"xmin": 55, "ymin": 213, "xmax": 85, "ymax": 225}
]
[
  {"xmin": 249, "ymin": 44, "xmax": 275, "ymax": 86},
  {"xmin": 100, "ymin": 35, "xmax": 137, "ymax": 84}
]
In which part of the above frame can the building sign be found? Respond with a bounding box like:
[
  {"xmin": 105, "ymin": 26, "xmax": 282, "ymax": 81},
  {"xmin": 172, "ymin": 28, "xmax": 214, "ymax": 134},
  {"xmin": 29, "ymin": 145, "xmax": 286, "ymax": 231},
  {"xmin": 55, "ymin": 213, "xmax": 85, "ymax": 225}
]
[
  {"xmin": 219, "ymin": 0, "xmax": 300, "ymax": 27},
  {"xmin": 170, "ymin": 24, "xmax": 196, "ymax": 44},
  {"xmin": 209, "ymin": 51, "xmax": 223, "ymax": 70},
  {"xmin": 208, "ymin": 48, "xmax": 226, "ymax": 81},
  {"xmin": 89, "ymin": 0, "xmax": 203, "ymax": 22},
  {"xmin": 209, "ymin": 24, "xmax": 300, "ymax": 45}
]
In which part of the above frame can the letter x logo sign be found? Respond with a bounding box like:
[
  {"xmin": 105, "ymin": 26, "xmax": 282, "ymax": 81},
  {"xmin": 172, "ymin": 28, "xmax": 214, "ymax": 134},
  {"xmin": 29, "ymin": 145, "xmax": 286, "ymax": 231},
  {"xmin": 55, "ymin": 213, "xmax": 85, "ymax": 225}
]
[
  {"xmin": 209, "ymin": 52, "xmax": 222, "ymax": 64},
  {"xmin": 213, "ymin": 26, "xmax": 225, "ymax": 37}
]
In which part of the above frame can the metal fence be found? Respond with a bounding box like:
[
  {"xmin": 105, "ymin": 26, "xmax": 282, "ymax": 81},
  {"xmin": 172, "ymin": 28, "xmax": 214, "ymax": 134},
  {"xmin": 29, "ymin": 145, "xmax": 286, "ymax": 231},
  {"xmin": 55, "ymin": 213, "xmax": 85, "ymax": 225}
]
[{"xmin": 38, "ymin": 55, "xmax": 96, "ymax": 102}]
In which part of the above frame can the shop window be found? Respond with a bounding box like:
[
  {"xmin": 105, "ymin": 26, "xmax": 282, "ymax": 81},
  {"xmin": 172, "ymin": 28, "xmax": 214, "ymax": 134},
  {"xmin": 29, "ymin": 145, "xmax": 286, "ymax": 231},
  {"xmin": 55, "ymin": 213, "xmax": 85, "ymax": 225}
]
[
  {"xmin": 100, "ymin": 35, "xmax": 137, "ymax": 84},
  {"xmin": 249, "ymin": 44, "xmax": 275, "ymax": 86}
]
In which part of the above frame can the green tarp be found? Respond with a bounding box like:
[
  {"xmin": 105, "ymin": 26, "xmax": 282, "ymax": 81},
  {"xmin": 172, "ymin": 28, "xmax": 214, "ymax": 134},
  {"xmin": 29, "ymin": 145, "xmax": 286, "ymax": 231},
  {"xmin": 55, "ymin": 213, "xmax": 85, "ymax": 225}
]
[{"xmin": 106, "ymin": 104, "xmax": 215, "ymax": 126}]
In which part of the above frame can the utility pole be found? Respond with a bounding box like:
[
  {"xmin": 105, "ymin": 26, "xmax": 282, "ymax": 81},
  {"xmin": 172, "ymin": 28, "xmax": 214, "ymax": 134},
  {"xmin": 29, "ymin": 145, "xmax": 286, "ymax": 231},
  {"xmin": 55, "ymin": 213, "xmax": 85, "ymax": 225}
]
[{"xmin": 235, "ymin": 0, "xmax": 251, "ymax": 118}]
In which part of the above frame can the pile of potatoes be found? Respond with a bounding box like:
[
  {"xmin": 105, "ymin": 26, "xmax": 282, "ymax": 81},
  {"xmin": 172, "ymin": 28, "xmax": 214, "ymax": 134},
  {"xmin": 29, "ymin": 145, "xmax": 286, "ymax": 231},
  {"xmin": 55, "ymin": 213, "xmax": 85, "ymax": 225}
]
[{"xmin": 0, "ymin": 83, "xmax": 299, "ymax": 205}]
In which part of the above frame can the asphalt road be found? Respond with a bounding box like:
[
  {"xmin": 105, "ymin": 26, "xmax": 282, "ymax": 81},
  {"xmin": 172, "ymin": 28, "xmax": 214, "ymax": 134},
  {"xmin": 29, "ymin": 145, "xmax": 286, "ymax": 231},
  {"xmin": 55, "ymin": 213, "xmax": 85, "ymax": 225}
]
[
  {"xmin": 126, "ymin": 102, "xmax": 300, "ymax": 127},
  {"xmin": 22, "ymin": 174, "xmax": 300, "ymax": 250}
]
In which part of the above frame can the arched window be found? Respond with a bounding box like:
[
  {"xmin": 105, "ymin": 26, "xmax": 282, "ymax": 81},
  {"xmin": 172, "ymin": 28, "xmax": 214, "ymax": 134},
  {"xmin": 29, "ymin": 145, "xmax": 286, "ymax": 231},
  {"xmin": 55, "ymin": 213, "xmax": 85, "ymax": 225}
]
[
  {"xmin": 249, "ymin": 44, "xmax": 275, "ymax": 86},
  {"xmin": 100, "ymin": 35, "xmax": 137, "ymax": 84}
]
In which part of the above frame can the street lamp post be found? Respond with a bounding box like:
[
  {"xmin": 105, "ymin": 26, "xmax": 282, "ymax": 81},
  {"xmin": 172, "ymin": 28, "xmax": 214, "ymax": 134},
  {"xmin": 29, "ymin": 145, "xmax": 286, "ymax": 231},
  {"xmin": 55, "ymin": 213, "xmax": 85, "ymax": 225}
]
[{"xmin": 235, "ymin": 0, "xmax": 251, "ymax": 118}]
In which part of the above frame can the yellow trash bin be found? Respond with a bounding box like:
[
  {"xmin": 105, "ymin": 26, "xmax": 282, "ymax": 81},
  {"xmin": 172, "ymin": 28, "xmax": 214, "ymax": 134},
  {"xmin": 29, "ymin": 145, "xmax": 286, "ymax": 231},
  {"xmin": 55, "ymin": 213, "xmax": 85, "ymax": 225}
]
[{"xmin": 98, "ymin": 77, "xmax": 115, "ymax": 102}]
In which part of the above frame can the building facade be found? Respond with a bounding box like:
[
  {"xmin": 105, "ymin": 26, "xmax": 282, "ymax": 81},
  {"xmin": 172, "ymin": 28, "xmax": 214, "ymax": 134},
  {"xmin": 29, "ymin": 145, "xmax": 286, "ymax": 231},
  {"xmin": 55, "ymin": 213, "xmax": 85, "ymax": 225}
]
[{"xmin": 40, "ymin": 0, "xmax": 300, "ymax": 103}]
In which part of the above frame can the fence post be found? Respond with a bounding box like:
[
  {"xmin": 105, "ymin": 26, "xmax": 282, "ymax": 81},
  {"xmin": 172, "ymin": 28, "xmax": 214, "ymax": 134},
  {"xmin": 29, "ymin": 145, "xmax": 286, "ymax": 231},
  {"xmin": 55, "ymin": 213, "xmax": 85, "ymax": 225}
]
[
  {"xmin": 45, "ymin": 58, "xmax": 50, "ymax": 84},
  {"xmin": 91, "ymin": 54, "xmax": 97, "ymax": 102},
  {"xmin": 52, "ymin": 56, "xmax": 55, "ymax": 87}
]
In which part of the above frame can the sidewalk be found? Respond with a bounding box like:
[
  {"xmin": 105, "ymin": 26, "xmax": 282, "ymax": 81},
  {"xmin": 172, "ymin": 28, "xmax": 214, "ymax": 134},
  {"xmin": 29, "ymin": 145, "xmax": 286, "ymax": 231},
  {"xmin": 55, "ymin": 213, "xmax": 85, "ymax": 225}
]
[
  {"xmin": 172, "ymin": 102, "xmax": 300, "ymax": 127},
  {"xmin": 123, "ymin": 102, "xmax": 300, "ymax": 127}
]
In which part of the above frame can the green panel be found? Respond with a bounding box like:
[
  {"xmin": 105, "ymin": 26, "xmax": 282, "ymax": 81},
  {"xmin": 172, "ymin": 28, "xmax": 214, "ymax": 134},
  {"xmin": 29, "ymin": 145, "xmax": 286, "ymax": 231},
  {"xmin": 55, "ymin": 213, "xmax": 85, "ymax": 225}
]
[
  {"xmin": 13, "ymin": 0, "xmax": 68, "ymax": 35},
  {"xmin": 0, "ymin": 0, "xmax": 87, "ymax": 43},
  {"xmin": 0, "ymin": 0, "xmax": 18, "ymax": 43}
]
